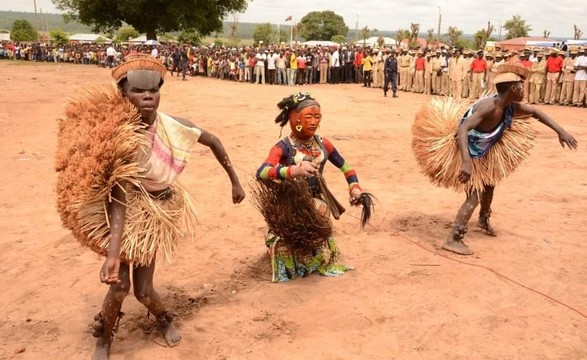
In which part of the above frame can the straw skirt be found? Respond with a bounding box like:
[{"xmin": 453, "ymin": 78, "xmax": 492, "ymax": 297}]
[
  {"xmin": 55, "ymin": 84, "xmax": 196, "ymax": 266},
  {"xmin": 411, "ymin": 96, "xmax": 535, "ymax": 193}
]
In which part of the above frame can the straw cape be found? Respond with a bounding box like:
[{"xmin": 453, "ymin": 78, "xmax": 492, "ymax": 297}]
[
  {"xmin": 55, "ymin": 83, "xmax": 196, "ymax": 266},
  {"xmin": 250, "ymin": 178, "xmax": 332, "ymax": 252},
  {"xmin": 411, "ymin": 96, "xmax": 536, "ymax": 193}
]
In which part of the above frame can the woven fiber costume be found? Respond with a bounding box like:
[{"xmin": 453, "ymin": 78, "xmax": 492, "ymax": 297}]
[
  {"xmin": 253, "ymin": 93, "xmax": 363, "ymax": 282},
  {"xmin": 55, "ymin": 55, "xmax": 198, "ymax": 266},
  {"xmin": 412, "ymin": 65, "xmax": 536, "ymax": 194}
]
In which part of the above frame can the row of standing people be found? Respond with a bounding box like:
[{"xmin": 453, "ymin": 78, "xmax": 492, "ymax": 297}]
[{"xmin": 373, "ymin": 47, "xmax": 587, "ymax": 107}]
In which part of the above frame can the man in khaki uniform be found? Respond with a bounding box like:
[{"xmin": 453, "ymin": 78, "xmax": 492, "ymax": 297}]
[
  {"xmin": 572, "ymin": 47, "xmax": 587, "ymax": 107},
  {"xmin": 431, "ymin": 51, "xmax": 442, "ymax": 94},
  {"xmin": 544, "ymin": 48, "xmax": 563, "ymax": 104},
  {"xmin": 406, "ymin": 50, "xmax": 416, "ymax": 92},
  {"xmin": 461, "ymin": 51, "xmax": 473, "ymax": 98},
  {"xmin": 413, "ymin": 50, "xmax": 425, "ymax": 93},
  {"xmin": 448, "ymin": 49, "xmax": 466, "ymax": 98},
  {"xmin": 398, "ymin": 49, "xmax": 410, "ymax": 91},
  {"xmin": 440, "ymin": 50, "xmax": 450, "ymax": 95},
  {"xmin": 559, "ymin": 50, "xmax": 576, "ymax": 105},
  {"xmin": 485, "ymin": 53, "xmax": 496, "ymax": 93},
  {"xmin": 372, "ymin": 48, "xmax": 384, "ymax": 88},
  {"xmin": 529, "ymin": 52, "xmax": 546, "ymax": 104}
]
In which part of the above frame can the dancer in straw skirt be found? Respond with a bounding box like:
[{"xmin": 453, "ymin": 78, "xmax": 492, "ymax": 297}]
[
  {"xmin": 412, "ymin": 63, "xmax": 577, "ymax": 255},
  {"xmin": 253, "ymin": 92, "xmax": 374, "ymax": 282},
  {"xmin": 55, "ymin": 53, "xmax": 245, "ymax": 359}
]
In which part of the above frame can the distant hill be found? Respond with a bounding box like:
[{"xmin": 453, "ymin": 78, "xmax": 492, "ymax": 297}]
[{"xmin": 0, "ymin": 10, "xmax": 400, "ymax": 42}]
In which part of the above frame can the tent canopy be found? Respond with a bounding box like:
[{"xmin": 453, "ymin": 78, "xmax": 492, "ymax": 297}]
[
  {"xmin": 68, "ymin": 33, "xmax": 112, "ymax": 43},
  {"xmin": 301, "ymin": 40, "xmax": 339, "ymax": 47}
]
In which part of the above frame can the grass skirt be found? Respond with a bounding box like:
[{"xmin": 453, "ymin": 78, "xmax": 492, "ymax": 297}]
[
  {"xmin": 251, "ymin": 179, "xmax": 351, "ymax": 282},
  {"xmin": 55, "ymin": 84, "xmax": 196, "ymax": 266},
  {"xmin": 411, "ymin": 96, "xmax": 536, "ymax": 193}
]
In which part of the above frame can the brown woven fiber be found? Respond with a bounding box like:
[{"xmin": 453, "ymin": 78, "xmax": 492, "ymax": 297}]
[
  {"xmin": 496, "ymin": 63, "xmax": 530, "ymax": 79},
  {"xmin": 55, "ymin": 83, "xmax": 196, "ymax": 266},
  {"xmin": 411, "ymin": 96, "xmax": 535, "ymax": 193},
  {"xmin": 111, "ymin": 53, "xmax": 167, "ymax": 84},
  {"xmin": 251, "ymin": 178, "xmax": 332, "ymax": 252}
]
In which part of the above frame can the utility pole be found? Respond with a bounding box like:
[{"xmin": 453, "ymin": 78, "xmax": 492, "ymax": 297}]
[
  {"xmin": 498, "ymin": 21, "xmax": 502, "ymax": 41},
  {"xmin": 33, "ymin": 0, "xmax": 40, "ymax": 41},
  {"xmin": 355, "ymin": 14, "xmax": 359, "ymax": 43},
  {"xmin": 436, "ymin": 6, "xmax": 441, "ymax": 49}
]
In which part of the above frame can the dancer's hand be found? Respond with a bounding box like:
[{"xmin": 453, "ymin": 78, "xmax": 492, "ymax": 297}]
[
  {"xmin": 290, "ymin": 161, "xmax": 319, "ymax": 178},
  {"xmin": 100, "ymin": 256, "xmax": 121, "ymax": 285},
  {"xmin": 232, "ymin": 183, "xmax": 246, "ymax": 204},
  {"xmin": 458, "ymin": 161, "xmax": 472, "ymax": 183},
  {"xmin": 349, "ymin": 187, "xmax": 362, "ymax": 206},
  {"xmin": 558, "ymin": 130, "xmax": 578, "ymax": 149}
]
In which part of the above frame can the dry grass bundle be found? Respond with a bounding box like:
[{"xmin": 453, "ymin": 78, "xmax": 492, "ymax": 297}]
[
  {"xmin": 55, "ymin": 83, "xmax": 196, "ymax": 266},
  {"xmin": 251, "ymin": 178, "xmax": 332, "ymax": 252},
  {"xmin": 411, "ymin": 96, "xmax": 535, "ymax": 193},
  {"xmin": 76, "ymin": 184, "xmax": 197, "ymax": 265}
]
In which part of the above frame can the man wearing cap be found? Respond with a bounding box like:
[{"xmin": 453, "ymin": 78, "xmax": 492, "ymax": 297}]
[
  {"xmin": 440, "ymin": 64, "xmax": 578, "ymax": 255},
  {"xmin": 383, "ymin": 48, "xmax": 398, "ymax": 97},
  {"xmin": 448, "ymin": 48, "xmax": 466, "ymax": 98},
  {"xmin": 572, "ymin": 47, "xmax": 587, "ymax": 106},
  {"xmin": 485, "ymin": 53, "xmax": 496, "ymax": 93},
  {"xmin": 529, "ymin": 52, "xmax": 546, "ymax": 104},
  {"xmin": 431, "ymin": 51, "xmax": 442, "ymax": 95},
  {"xmin": 414, "ymin": 50, "xmax": 426, "ymax": 93},
  {"xmin": 469, "ymin": 51, "xmax": 487, "ymax": 99},
  {"xmin": 559, "ymin": 50, "xmax": 576, "ymax": 105},
  {"xmin": 544, "ymin": 49, "xmax": 564, "ymax": 104},
  {"xmin": 398, "ymin": 49, "xmax": 410, "ymax": 91},
  {"xmin": 518, "ymin": 53, "xmax": 533, "ymax": 102}
]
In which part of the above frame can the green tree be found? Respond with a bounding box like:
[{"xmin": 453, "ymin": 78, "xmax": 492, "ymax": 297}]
[
  {"xmin": 227, "ymin": 11, "xmax": 240, "ymax": 47},
  {"xmin": 395, "ymin": 28, "xmax": 409, "ymax": 47},
  {"xmin": 252, "ymin": 23, "xmax": 272, "ymax": 46},
  {"xmin": 474, "ymin": 22, "xmax": 494, "ymax": 50},
  {"xmin": 299, "ymin": 11, "xmax": 348, "ymax": 41},
  {"xmin": 445, "ymin": 26, "xmax": 465, "ymax": 48},
  {"xmin": 158, "ymin": 33, "xmax": 176, "ymax": 44},
  {"xmin": 11, "ymin": 19, "xmax": 37, "ymax": 42},
  {"xmin": 426, "ymin": 28, "xmax": 434, "ymax": 48},
  {"xmin": 503, "ymin": 14, "xmax": 531, "ymax": 39},
  {"xmin": 574, "ymin": 25, "xmax": 583, "ymax": 40},
  {"xmin": 115, "ymin": 26, "xmax": 139, "ymax": 43},
  {"xmin": 409, "ymin": 23, "xmax": 420, "ymax": 48},
  {"xmin": 95, "ymin": 36, "xmax": 108, "ymax": 45},
  {"xmin": 331, "ymin": 34, "xmax": 346, "ymax": 44},
  {"xmin": 177, "ymin": 30, "xmax": 202, "ymax": 46},
  {"xmin": 49, "ymin": 28, "xmax": 69, "ymax": 45},
  {"xmin": 52, "ymin": 0, "xmax": 248, "ymax": 40}
]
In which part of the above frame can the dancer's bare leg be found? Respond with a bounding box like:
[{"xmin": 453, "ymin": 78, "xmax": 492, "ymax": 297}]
[
  {"xmin": 442, "ymin": 191, "xmax": 480, "ymax": 255},
  {"xmin": 477, "ymin": 185, "xmax": 497, "ymax": 236},
  {"xmin": 92, "ymin": 263, "xmax": 130, "ymax": 360},
  {"xmin": 133, "ymin": 261, "xmax": 181, "ymax": 347}
]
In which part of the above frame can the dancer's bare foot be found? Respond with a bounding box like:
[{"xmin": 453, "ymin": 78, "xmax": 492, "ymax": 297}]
[
  {"xmin": 477, "ymin": 219, "xmax": 497, "ymax": 237},
  {"xmin": 157, "ymin": 312, "xmax": 182, "ymax": 347},
  {"xmin": 92, "ymin": 337, "xmax": 112, "ymax": 360},
  {"xmin": 442, "ymin": 233, "xmax": 474, "ymax": 255}
]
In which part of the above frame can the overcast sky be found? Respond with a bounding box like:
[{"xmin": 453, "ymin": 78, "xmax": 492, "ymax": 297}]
[{"xmin": 2, "ymin": 0, "xmax": 585, "ymax": 39}]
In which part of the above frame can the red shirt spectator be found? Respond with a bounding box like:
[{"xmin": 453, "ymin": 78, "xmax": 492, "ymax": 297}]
[
  {"xmin": 354, "ymin": 51, "xmax": 363, "ymax": 66},
  {"xmin": 546, "ymin": 55, "xmax": 563, "ymax": 73},
  {"xmin": 470, "ymin": 58, "xmax": 487, "ymax": 73},
  {"xmin": 415, "ymin": 57, "xmax": 425, "ymax": 71}
]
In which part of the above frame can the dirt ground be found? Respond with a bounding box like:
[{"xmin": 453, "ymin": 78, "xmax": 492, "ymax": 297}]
[{"xmin": 1, "ymin": 61, "xmax": 586, "ymax": 360}]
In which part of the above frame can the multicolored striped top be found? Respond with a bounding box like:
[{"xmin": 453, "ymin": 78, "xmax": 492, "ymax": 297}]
[
  {"xmin": 135, "ymin": 112, "xmax": 202, "ymax": 191},
  {"xmin": 256, "ymin": 134, "xmax": 361, "ymax": 194}
]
